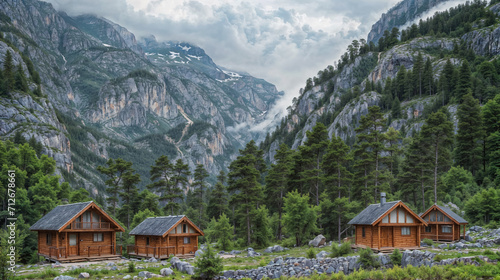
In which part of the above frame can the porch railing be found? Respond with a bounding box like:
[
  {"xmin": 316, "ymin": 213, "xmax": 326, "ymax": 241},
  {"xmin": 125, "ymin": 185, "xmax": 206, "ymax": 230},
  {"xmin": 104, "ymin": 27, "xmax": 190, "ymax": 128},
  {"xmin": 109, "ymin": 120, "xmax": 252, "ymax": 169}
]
[
  {"xmin": 48, "ymin": 246, "xmax": 67, "ymax": 259},
  {"xmin": 127, "ymin": 245, "xmax": 196, "ymax": 258}
]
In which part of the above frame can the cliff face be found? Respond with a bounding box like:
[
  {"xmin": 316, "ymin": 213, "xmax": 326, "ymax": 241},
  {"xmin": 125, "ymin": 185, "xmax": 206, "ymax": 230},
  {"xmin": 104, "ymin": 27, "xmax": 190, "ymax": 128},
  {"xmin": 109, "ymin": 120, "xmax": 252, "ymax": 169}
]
[
  {"xmin": 0, "ymin": 0, "xmax": 282, "ymax": 191},
  {"xmin": 367, "ymin": 0, "xmax": 450, "ymax": 43}
]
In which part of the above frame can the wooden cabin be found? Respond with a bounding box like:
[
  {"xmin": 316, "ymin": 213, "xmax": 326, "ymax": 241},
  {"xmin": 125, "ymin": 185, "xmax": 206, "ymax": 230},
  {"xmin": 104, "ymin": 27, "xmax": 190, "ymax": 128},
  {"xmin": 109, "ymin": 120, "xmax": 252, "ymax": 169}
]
[
  {"xmin": 29, "ymin": 201, "xmax": 125, "ymax": 262},
  {"xmin": 348, "ymin": 193, "xmax": 427, "ymax": 250},
  {"xmin": 128, "ymin": 215, "xmax": 204, "ymax": 259},
  {"xmin": 420, "ymin": 204, "xmax": 468, "ymax": 241}
]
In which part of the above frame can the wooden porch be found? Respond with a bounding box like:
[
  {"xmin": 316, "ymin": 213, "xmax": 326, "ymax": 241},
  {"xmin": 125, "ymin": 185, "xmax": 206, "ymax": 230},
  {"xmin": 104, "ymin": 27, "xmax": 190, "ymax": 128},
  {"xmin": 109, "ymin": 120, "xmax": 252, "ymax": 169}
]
[
  {"xmin": 41, "ymin": 245, "xmax": 122, "ymax": 262},
  {"xmin": 127, "ymin": 245, "xmax": 197, "ymax": 260}
]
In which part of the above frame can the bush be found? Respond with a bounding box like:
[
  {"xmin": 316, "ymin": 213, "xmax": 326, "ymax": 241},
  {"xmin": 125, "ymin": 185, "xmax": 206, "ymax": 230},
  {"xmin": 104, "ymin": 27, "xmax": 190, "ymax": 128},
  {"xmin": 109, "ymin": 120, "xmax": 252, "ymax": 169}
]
[
  {"xmin": 357, "ymin": 248, "xmax": 380, "ymax": 269},
  {"xmin": 128, "ymin": 262, "xmax": 136, "ymax": 273},
  {"xmin": 306, "ymin": 247, "xmax": 316, "ymax": 259},
  {"xmin": 194, "ymin": 243, "xmax": 223, "ymax": 279},
  {"xmin": 330, "ymin": 241, "xmax": 352, "ymax": 258},
  {"xmin": 281, "ymin": 237, "xmax": 296, "ymax": 248},
  {"xmin": 434, "ymin": 254, "xmax": 444, "ymax": 262},
  {"xmin": 422, "ymin": 238, "xmax": 434, "ymax": 246},
  {"xmin": 390, "ymin": 248, "xmax": 402, "ymax": 266}
]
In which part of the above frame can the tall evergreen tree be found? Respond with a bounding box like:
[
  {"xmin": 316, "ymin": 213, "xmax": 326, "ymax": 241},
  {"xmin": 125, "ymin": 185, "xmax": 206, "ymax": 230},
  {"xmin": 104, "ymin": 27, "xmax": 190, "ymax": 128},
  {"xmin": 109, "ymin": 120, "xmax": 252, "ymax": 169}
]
[
  {"xmin": 423, "ymin": 58, "xmax": 434, "ymax": 95},
  {"xmin": 265, "ymin": 143, "xmax": 293, "ymax": 240},
  {"xmin": 420, "ymin": 109, "xmax": 453, "ymax": 203},
  {"xmin": 192, "ymin": 163, "xmax": 209, "ymax": 229},
  {"xmin": 298, "ymin": 122, "xmax": 329, "ymax": 206},
  {"xmin": 148, "ymin": 155, "xmax": 177, "ymax": 214},
  {"xmin": 413, "ymin": 52, "xmax": 424, "ymax": 97},
  {"xmin": 97, "ymin": 158, "xmax": 137, "ymax": 217},
  {"xmin": 456, "ymin": 61, "xmax": 472, "ymax": 101},
  {"xmin": 322, "ymin": 136, "xmax": 352, "ymax": 242},
  {"xmin": 455, "ymin": 93, "xmax": 483, "ymax": 175},
  {"xmin": 283, "ymin": 190, "xmax": 318, "ymax": 246},
  {"xmin": 352, "ymin": 106, "xmax": 388, "ymax": 205},
  {"xmin": 119, "ymin": 166, "xmax": 140, "ymax": 228},
  {"xmin": 3, "ymin": 50, "xmax": 15, "ymax": 93},
  {"xmin": 228, "ymin": 140, "xmax": 265, "ymax": 246},
  {"xmin": 207, "ymin": 171, "xmax": 229, "ymax": 219}
]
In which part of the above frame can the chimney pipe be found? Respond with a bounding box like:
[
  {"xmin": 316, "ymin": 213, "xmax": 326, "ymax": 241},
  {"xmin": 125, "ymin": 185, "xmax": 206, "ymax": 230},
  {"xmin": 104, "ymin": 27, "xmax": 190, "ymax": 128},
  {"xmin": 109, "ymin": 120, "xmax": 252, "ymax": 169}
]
[{"xmin": 381, "ymin": 192, "xmax": 386, "ymax": 205}]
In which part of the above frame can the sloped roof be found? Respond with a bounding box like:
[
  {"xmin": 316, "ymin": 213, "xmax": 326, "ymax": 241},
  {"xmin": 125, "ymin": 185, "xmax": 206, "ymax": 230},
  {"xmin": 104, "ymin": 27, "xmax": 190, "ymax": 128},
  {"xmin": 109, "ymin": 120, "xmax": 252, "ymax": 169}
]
[
  {"xmin": 30, "ymin": 201, "xmax": 92, "ymax": 231},
  {"xmin": 129, "ymin": 215, "xmax": 204, "ymax": 237},
  {"xmin": 422, "ymin": 204, "xmax": 468, "ymax": 224},
  {"xmin": 348, "ymin": 201, "xmax": 400, "ymax": 225},
  {"xmin": 29, "ymin": 201, "xmax": 124, "ymax": 232}
]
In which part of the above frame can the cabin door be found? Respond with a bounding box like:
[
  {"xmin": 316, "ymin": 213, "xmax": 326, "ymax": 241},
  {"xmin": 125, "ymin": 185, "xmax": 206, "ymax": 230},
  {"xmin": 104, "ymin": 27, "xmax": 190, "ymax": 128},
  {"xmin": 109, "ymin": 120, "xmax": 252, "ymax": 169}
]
[
  {"xmin": 381, "ymin": 227, "xmax": 392, "ymax": 248},
  {"xmin": 69, "ymin": 234, "xmax": 78, "ymax": 256}
]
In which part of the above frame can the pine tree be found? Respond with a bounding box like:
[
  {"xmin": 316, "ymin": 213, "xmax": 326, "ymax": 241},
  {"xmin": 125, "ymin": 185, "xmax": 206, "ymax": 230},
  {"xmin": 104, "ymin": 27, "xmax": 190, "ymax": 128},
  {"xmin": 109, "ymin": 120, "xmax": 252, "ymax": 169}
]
[
  {"xmin": 440, "ymin": 59, "xmax": 455, "ymax": 104},
  {"xmin": 228, "ymin": 140, "xmax": 265, "ymax": 246},
  {"xmin": 3, "ymin": 50, "xmax": 15, "ymax": 93},
  {"xmin": 192, "ymin": 163, "xmax": 209, "ymax": 229},
  {"xmin": 283, "ymin": 190, "xmax": 318, "ymax": 246},
  {"xmin": 148, "ymin": 155, "xmax": 177, "ymax": 214},
  {"xmin": 384, "ymin": 127, "xmax": 402, "ymax": 191},
  {"xmin": 352, "ymin": 106, "xmax": 389, "ymax": 205},
  {"xmin": 420, "ymin": 109, "xmax": 453, "ymax": 203},
  {"xmin": 264, "ymin": 143, "xmax": 293, "ymax": 240},
  {"xmin": 483, "ymin": 94, "xmax": 500, "ymax": 182},
  {"xmin": 207, "ymin": 171, "xmax": 229, "ymax": 219},
  {"xmin": 456, "ymin": 61, "xmax": 472, "ymax": 101},
  {"xmin": 423, "ymin": 58, "xmax": 434, "ymax": 95},
  {"xmin": 298, "ymin": 122, "xmax": 329, "ymax": 206},
  {"xmin": 391, "ymin": 97, "xmax": 401, "ymax": 119},
  {"xmin": 14, "ymin": 64, "xmax": 28, "ymax": 92},
  {"xmin": 119, "ymin": 166, "xmax": 140, "ymax": 228},
  {"xmin": 322, "ymin": 136, "xmax": 352, "ymax": 242},
  {"xmin": 455, "ymin": 93, "xmax": 482, "ymax": 175},
  {"xmin": 413, "ymin": 52, "xmax": 424, "ymax": 97}
]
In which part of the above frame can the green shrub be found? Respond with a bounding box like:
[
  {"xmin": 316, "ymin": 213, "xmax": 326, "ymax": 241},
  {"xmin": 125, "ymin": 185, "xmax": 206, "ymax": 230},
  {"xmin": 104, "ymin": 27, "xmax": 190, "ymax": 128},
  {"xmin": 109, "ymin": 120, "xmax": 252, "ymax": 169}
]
[
  {"xmin": 128, "ymin": 261, "xmax": 136, "ymax": 273},
  {"xmin": 194, "ymin": 243, "xmax": 223, "ymax": 279},
  {"xmin": 434, "ymin": 254, "xmax": 444, "ymax": 262},
  {"xmin": 422, "ymin": 238, "xmax": 434, "ymax": 246},
  {"xmin": 357, "ymin": 248, "xmax": 380, "ymax": 269},
  {"xmin": 331, "ymin": 242, "xmax": 352, "ymax": 258},
  {"xmin": 281, "ymin": 237, "xmax": 296, "ymax": 248},
  {"xmin": 306, "ymin": 247, "xmax": 316, "ymax": 259},
  {"xmin": 390, "ymin": 248, "xmax": 402, "ymax": 266}
]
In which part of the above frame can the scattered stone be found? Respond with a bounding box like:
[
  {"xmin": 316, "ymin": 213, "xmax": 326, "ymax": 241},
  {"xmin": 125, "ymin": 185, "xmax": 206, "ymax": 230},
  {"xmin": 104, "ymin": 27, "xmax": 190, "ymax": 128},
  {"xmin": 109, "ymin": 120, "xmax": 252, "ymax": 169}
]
[
  {"xmin": 195, "ymin": 249, "xmax": 204, "ymax": 257},
  {"xmin": 78, "ymin": 272, "xmax": 90, "ymax": 278},
  {"xmin": 54, "ymin": 276, "xmax": 76, "ymax": 280},
  {"xmin": 123, "ymin": 275, "xmax": 131, "ymax": 279},
  {"xmin": 469, "ymin": 226, "xmax": 484, "ymax": 232},
  {"xmin": 308, "ymin": 235, "xmax": 326, "ymax": 247},
  {"xmin": 170, "ymin": 257, "xmax": 180, "ymax": 265},
  {"xmin": 230, "ymin": 250, "xmax": 242, "ymax": 255},
  {"xmin": 147, "ymin": 257, "xmax": 157, "ymax": 262},
  {"xmin": 160, "ymin": 268, "xmax": 173, "ymax": 276},
  {"xmin": 316, "ymin": 251, "xmax": 329, "ymax": 259}
]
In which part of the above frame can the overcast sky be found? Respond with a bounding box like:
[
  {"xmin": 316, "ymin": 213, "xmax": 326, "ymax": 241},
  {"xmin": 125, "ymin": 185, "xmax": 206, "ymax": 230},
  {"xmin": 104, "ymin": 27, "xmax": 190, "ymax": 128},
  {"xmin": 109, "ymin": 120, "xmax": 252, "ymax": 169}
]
[{"xmin": 45, "ymin": 0, "xmax": 408, "ymax": 120}]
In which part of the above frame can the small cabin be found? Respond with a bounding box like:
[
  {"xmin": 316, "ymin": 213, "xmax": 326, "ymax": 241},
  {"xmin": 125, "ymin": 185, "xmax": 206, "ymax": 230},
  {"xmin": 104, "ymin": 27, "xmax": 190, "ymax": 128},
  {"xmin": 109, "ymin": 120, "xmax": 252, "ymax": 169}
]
[
  {"xmin": 29, "ymin": 201, "xmax": 125, "ymax": 262},
  {"xmin": 128, "ymin": 215, "xmax": 204, "ymax": 259},
  {"xmin": 348, "ymin": 193, "xmax": 427, "ymax": 249},
  {"xmin": 420, "ymin": 204, "xmax": 468, "ymax": 241}
]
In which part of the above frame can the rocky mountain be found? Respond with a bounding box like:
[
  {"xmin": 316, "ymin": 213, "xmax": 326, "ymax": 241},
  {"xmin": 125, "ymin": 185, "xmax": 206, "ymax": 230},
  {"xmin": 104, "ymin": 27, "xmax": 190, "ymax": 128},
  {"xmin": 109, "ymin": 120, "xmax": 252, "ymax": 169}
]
[
  {"xmin": 262, "ymin": 0, "xmax": 500, "ymax": 162},
  {"xmin": 367, "ymin": 0, "xmax": 451, "ymax": 43},
  {"xmin": 0, "ymin": 0, "xmax": 282, "ymax": 192}
]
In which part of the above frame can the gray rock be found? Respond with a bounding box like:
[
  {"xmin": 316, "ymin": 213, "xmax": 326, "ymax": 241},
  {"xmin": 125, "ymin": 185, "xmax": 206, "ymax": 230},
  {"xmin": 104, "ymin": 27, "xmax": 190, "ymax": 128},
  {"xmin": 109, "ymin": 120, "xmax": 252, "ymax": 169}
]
[
  {"xmin": 308, "ymin": 235, "xmax": 326, "ymax": 247},
  {"xmin": 160, "ymin": 268, "xmax": 173, "ymax": 276},
  {"xmin": 147, "ymin": 257, "xmax": 157, "ymax": 262},
  {"xmin": 230, "ymin": 250, "xmax": 242, "ymax": 255},
  {"xmin": 138, "ymin": 271, "xmax": 148, "ymax": 277},
  {"xmin": 123, "ymin": 275, "xmax": 131, "ymax": 279},
  {"xmin": 316, "ymin": 251, "xmax": 329, "ymax": 259},
  {"xmin": 465, "ymin": 235, "xmax": 473, "ymax": 242},
  {"xmin": 438, "ymin": 244, "xmax": 448, "ymax": 249},
  {"xmin": 54, "ymin": 276, "xmax": 76, "ymax": 280},
  {"xmin": 223, "ymin": 270, "xmax": 235, "ymax": 278},
  {"xmin": 469, "ymin": 226, "xmax": 484, "ymax": 232},
  {"xmin": 195, "ymin": 249, "xmax": 204, "ymax": 257},
  {"xmin": 170, "ymin": 257, "xmax": 180, "ymax": 265},
  {"xmin": 454, "ymin": 242, "xmax": 465, "ymax": 249},
  {"xmin": 78, "ymin": 273, "xmax": 90, "ymax": 279}
]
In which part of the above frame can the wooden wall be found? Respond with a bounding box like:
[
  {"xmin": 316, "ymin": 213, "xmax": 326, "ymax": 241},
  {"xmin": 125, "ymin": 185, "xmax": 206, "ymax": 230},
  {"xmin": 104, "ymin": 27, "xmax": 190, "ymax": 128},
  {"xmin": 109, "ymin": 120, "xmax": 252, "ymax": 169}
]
[
  {"xmin": 355, "ymin": 225, "xmax": 373, "ymax": 247},
  {"xmin": 355, "ymin": 226, "xmax": 419, "ymax": 248},
  {"xmin": 134, "ymin": 234, "xmax": 199, "ymax": 255},
  {"xmin": 393, "ymin": 226, "xmax": 418, "ymax": 247}
]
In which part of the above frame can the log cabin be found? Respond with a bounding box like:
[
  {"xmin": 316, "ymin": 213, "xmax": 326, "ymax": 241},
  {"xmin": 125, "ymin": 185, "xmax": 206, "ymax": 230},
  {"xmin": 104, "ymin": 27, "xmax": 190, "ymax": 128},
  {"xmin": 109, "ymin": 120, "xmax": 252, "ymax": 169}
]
[
  {"xmin": 128, "ymin": 215, "xmax": 204, "ymax": 259},
  {"xmin": 420, "ymin": 204, "xmax": 468, "ymax": 241},
  {"xmin": 29, "ymin": 201, "xmax": 125, "ymax": 262},
  {"xmin": 348, "ymin": 193, "xmax": 427, "ymax": 250}
]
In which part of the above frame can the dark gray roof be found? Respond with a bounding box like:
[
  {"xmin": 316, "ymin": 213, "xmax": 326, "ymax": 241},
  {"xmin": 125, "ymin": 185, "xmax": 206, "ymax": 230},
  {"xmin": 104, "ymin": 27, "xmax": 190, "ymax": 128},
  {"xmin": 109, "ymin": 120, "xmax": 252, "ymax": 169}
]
[
  {"xmin": 348, "ymin": 201, "xmax": 400, "ymax": 225},
  {"xmin": 129, "ymin": 215, "xmax": 186, "ymax": 236},
  {"xmin": 435, "ymin": 204, "xmax": 468, "ymax": 224},
  {"xmin": 29, "ymin": 201, "xmax": 93, "ymax": 231}
]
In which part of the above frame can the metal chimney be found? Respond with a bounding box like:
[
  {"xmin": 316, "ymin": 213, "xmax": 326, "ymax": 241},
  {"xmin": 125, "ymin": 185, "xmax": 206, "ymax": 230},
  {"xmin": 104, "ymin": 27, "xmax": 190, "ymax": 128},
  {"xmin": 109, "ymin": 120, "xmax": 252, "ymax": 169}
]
[{"xmin": 381, "ymin": 192, "xmax": 386, "ymax": 205}]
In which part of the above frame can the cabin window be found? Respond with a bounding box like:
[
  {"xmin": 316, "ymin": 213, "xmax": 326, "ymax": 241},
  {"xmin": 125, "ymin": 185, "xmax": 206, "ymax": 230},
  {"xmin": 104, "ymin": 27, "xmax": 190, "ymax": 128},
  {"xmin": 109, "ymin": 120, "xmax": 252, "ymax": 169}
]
[
  {"xmin": 93, "ymin": 233, "xmax": 103, "ymax": 242},
  {"xmin": 425, "ymin": 226, "xmax": 432, "ymax": 233},
  {"xmin": 442, "ymin": 226, "xmax": 452, "ymax": 233},
  {"xmin": 398, "ymin": 209, "xmax": 405, "ymax": 223},
  {"xmin": 184, "ymin": 237, "xmax": 190, "ymax": 244},
  {"xmin": 362, "ymin": 227, "xmax": 366, "ymax": 238},
  {"xmin": 69, "ymin": 234, "xmax": 77, "ymax": 246},
  {"xmin": 437, "ymin": 212, "xmax": 444, "ymax": 222},
  {"xmin": 401, "ymin": 227, "xmax": 411, "ymax": 236},
  {"xmin": 390, "ymin": 210, "xmax": 397, "ymax": 223},
  {"xmin": 406, "ymin": 214, "xmax": 414, "ymax": 223},
  {"xmin": 46, "ymin": 233, "xmax": 52, "ymax": 245},
  {"xmin": 146, "ymin": 237, "xmax": 150, "ymax": 246},
  {"xmin": 183, "ymin": 224, "xmax": 187, "ymax": 233}
]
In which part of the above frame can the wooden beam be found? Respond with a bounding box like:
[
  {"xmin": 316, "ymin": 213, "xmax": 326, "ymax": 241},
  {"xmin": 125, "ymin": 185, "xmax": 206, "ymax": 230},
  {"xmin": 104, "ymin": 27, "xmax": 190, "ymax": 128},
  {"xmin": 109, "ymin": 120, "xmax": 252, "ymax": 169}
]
[
  {"xmin": 378, "ymin": 226, "xmax": 380, "ymax": 249},
  {"xmin": 417, "ymin": 226, "xmax": 421, "ymax": 247},
  {"xmin": 392, "ymin": 227, "xmax": 395, "ymax": 247},
  {"xmin": 436, "ymin": 224, "xmax": 439, "ymax": 241}
]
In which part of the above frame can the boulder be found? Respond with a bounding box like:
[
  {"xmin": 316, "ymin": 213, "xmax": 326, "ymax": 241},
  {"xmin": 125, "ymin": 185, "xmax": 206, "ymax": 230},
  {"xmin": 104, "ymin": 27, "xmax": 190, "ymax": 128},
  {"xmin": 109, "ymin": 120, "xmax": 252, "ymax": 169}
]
[
  {"xmin": 230, "ymin": 250, "xmax": 242, "ymax": 255},
  {"xmin": 138, "ymin": 271, "xmax": 148, "ymax": 277},
  {"xmin": 170, "ymin": 257, "xmax": 180, "ymax": 265},
  {"xmin": 464, "ymin": 235, "xmax": 473, "ymax": 242},
  {"xmin": 308, "ymin": 235, "xmax": 326, "ymax": 247},
  {"xmin": 160, "ymin": 268, "xmax": 173, "ymax": 276},
  {"xmin": 77, "ymin": 273, "xmax": 90, "ymax": 279},
  {"xmin": 195, "ymin": 249, "xmax": 204, "ymax": 257},
  {"xmin": 454, "ymin": 242, "xmax": 465, "ymax": 249},
  {"xmin": 469, "ymin": 225, "xmax": 484, "ymax": 232},
  {"xmin": 123, "ymin": 275, "xmax": 131, "ymax": 279},
  {"xmin": 248, "ymin": 250, "xmax": 261, "ymax": 257},
  {"xmin": 183, "ymin": 265, "xmax": 195, "ymax": 275},
  {"xmin": 147, "ymin": 257, "xmax": 157, "ymax": 262},
  {"xmin": 223, "ymin": 270, "xmax": 235, "ymax": 278}
]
